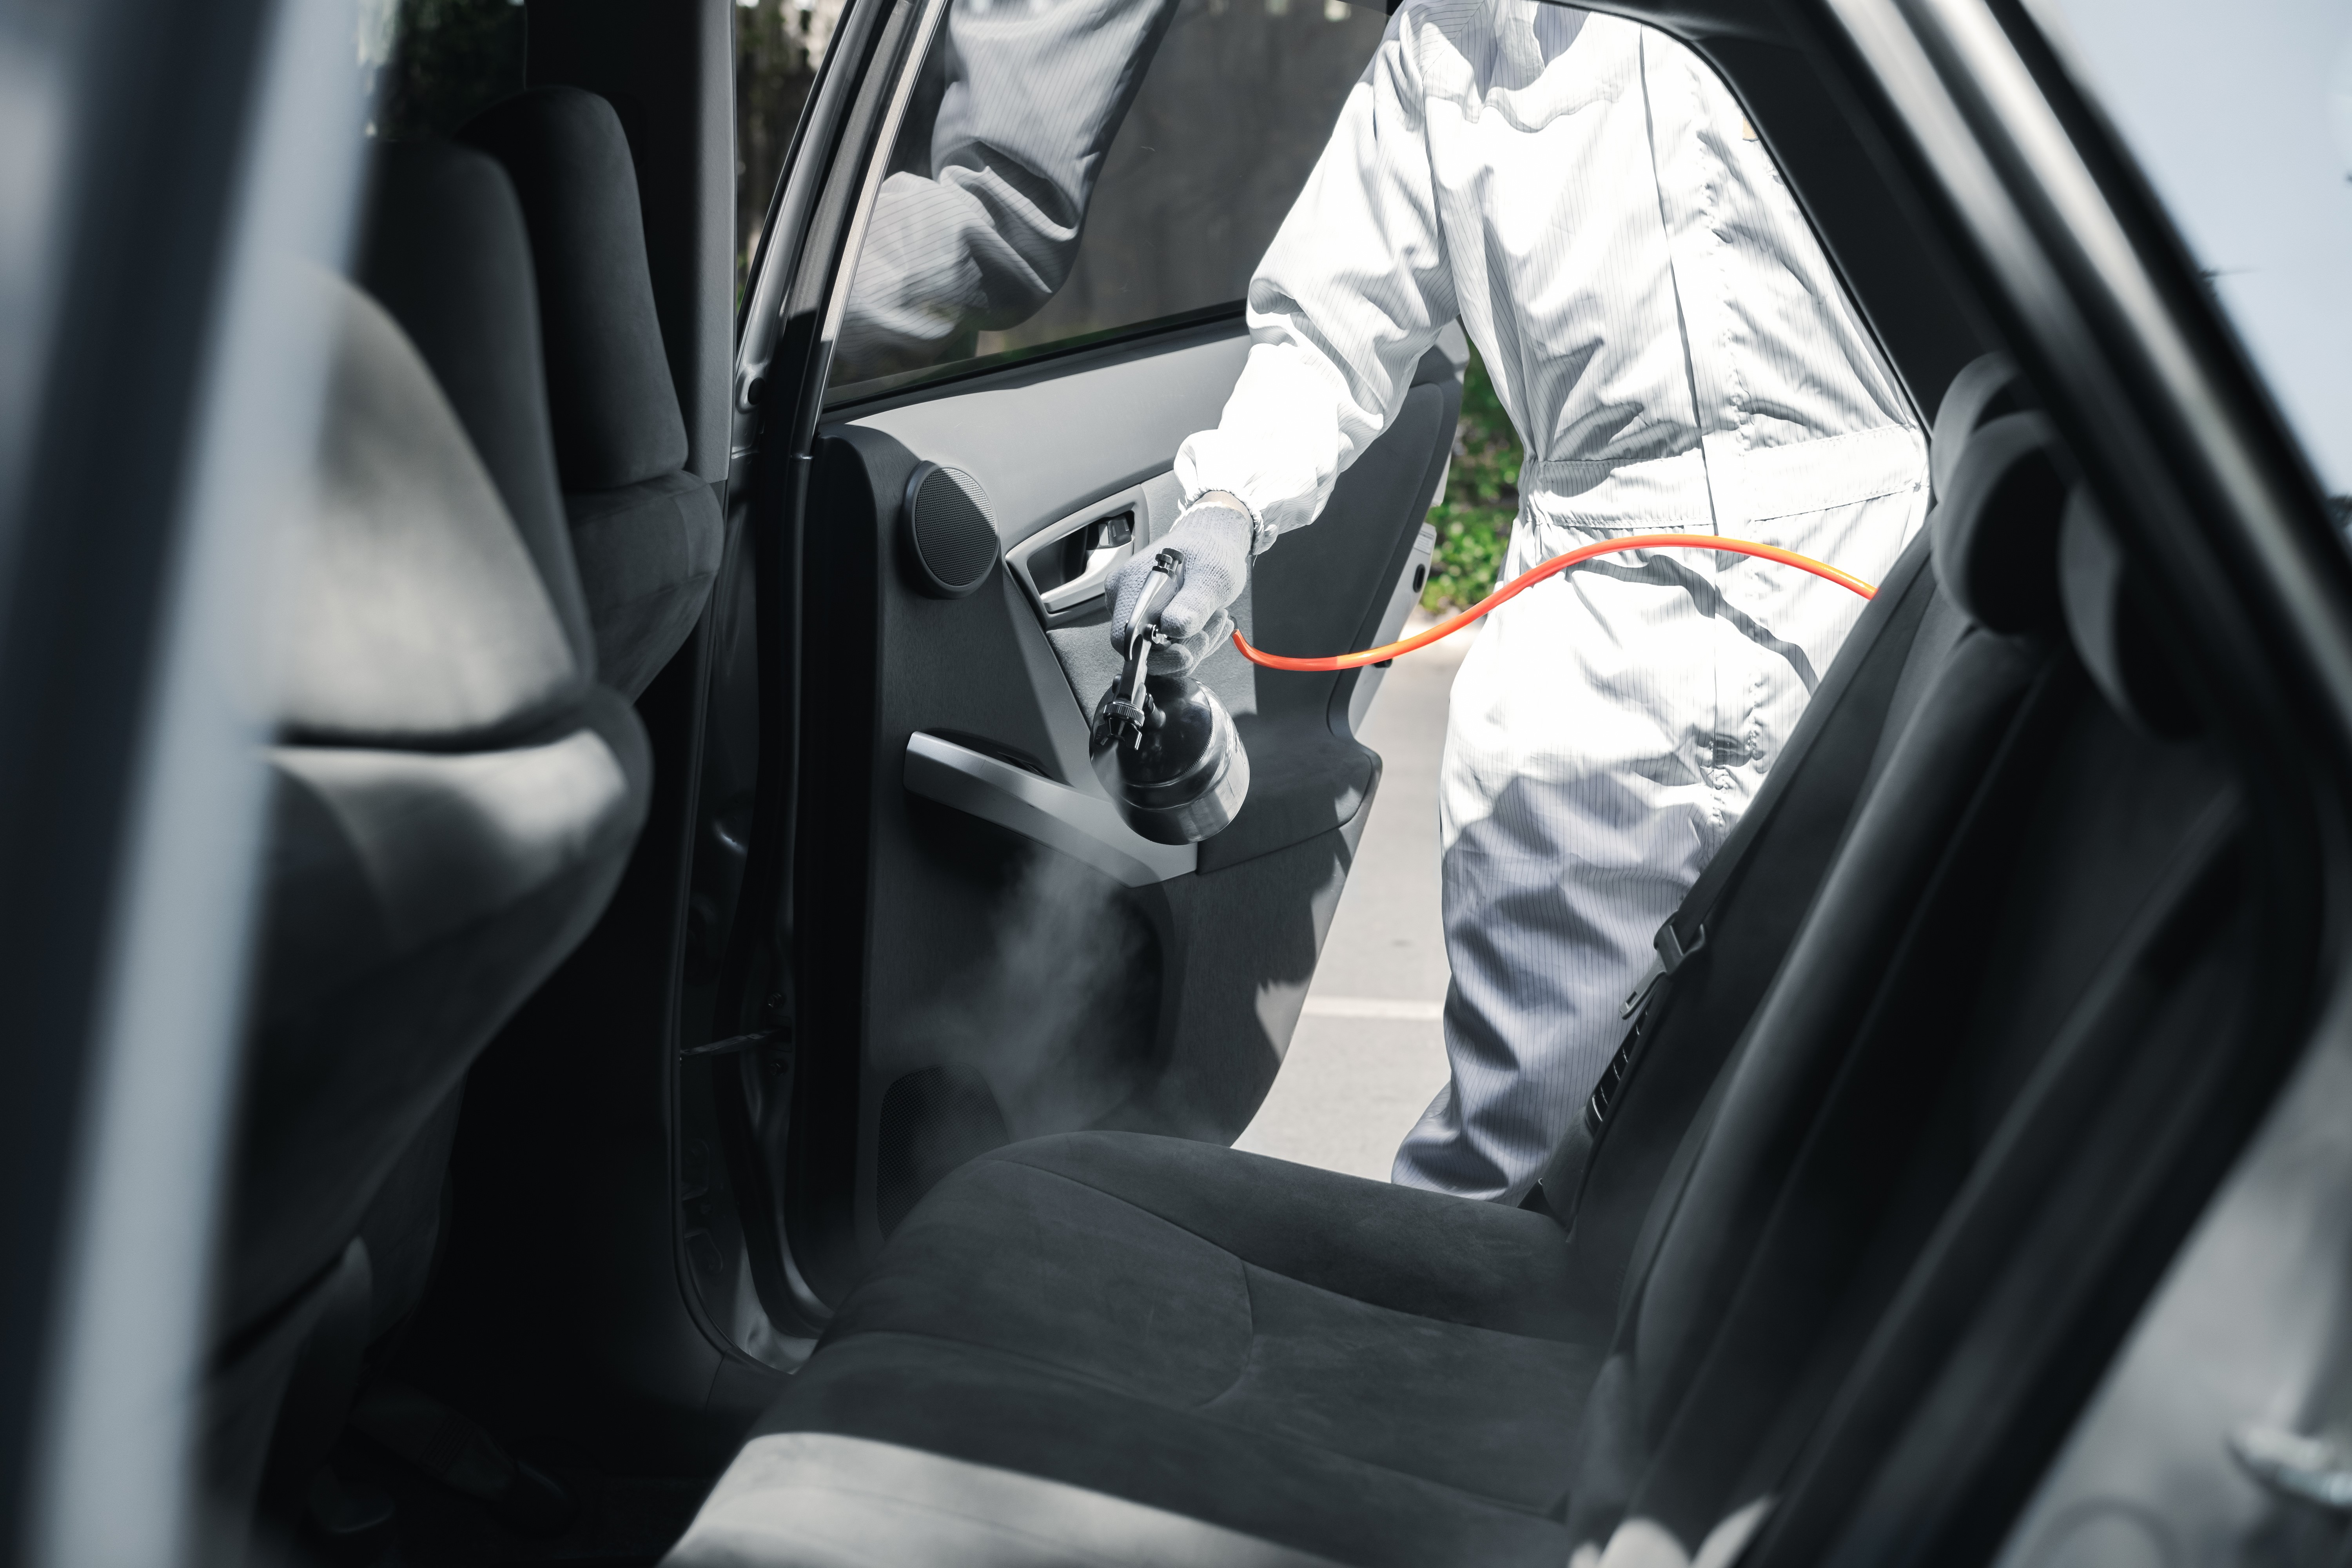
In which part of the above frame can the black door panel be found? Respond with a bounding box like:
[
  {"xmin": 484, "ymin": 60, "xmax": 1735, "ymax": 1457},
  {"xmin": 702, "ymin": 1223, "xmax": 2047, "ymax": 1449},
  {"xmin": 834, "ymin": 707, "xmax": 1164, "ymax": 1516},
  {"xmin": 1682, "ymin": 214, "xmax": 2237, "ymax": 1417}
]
[
  {"xmin": 782, "ymin": 318, "xmax": 1457, "ymax": 1287},
  {"xmin": 693, "ymin": 0, "xmax": 1439, "ymax": 1327}
]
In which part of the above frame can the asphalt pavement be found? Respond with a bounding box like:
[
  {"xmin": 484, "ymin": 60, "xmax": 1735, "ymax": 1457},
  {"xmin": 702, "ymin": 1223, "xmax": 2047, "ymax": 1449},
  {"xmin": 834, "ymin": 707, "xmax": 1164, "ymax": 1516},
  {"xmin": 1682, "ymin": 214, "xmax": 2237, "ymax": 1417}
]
[{"xmin": 1232, "ymin": 612, "xmax": 1472, "ymax": 1182}]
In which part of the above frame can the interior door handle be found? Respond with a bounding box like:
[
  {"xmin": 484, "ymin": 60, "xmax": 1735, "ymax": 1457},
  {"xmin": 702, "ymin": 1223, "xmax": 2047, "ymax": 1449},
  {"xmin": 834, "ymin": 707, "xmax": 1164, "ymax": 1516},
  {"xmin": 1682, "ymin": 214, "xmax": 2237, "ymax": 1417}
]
[
  {"xmin": 1039, "ymin": 521, "xmax": 1133, "ymax": 615},
  {"xmin": 1013, "ymin": 502, "xmax": 1141, "ymax": 626},
  {"xmin": 902, "ymin": 732, "xmax": 1195, "ymax": 887}
]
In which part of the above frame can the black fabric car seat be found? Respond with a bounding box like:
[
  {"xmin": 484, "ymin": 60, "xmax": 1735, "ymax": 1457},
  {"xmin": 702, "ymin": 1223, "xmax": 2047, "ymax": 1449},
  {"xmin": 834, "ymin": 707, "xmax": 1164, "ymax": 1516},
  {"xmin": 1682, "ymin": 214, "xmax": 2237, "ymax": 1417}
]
[
  {"xmin": 457, "ymin": 86, "xmax": 722, "ymax": 701},
  {"xmin": 655, "ymin": 377, "xmax": 2105, "ymax": 1567},
  {"xmin": 1551, "ymin": 412, "xmax": 2081, "ymax": 1552},
  {"xmin": 340, "ymin": 136, "xmax": 608, "ymax": 1343},
  {"xmin": 1541, "ymin": 419, "xmax": 2239, "ymax": 1563},
  {"xmin": 1579, "ymin": 488, "xmax": 2243, "ymax": 1566},
  {"xmin": 1526, "ymin": 366, "xmax": 2035, "ymax": 1301},
  {"xmin": 202, "ymin": 144, "xmax": 652, "ymax": 1528}
]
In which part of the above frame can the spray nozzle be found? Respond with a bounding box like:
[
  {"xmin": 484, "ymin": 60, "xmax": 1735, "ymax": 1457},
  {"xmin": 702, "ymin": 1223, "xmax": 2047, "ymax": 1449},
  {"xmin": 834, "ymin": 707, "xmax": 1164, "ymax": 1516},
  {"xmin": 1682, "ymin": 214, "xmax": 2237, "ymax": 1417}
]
[
  {"xmin": 1097, "ymin": 549, "xmax": 1185, "ymax": 750},
  {"xmin": 1127, "ymin": 548, "xmax": 1185, "ymax": 646},
  {"xmin": 1088, "ymin": 546, "xmax": 1248, "ymax": 845}
]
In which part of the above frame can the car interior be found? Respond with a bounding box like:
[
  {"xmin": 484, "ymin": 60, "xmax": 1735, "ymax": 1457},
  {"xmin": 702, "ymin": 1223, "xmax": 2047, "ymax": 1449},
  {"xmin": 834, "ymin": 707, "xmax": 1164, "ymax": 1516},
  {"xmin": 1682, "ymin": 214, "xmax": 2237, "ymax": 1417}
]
[{"xmin": 8, "ymin": 0, "xmax": 2350, "ymax": 1562}]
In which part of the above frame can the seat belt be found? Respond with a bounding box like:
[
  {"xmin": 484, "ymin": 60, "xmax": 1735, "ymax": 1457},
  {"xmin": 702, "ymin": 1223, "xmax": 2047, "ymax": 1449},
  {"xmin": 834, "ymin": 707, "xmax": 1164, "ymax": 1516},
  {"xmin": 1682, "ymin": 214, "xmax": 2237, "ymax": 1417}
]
[{"xmin": 1530, "ymin": 528, "xmax": 1936, "ymax": 1225}]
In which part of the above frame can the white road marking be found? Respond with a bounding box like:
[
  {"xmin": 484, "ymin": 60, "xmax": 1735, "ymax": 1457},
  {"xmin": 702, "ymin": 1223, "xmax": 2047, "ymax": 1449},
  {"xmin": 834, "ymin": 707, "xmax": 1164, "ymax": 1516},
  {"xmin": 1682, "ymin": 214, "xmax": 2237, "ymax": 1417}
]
[{"xmin": 1300, "ymin": 996, "xmax": 1444, "ymax": 1022}]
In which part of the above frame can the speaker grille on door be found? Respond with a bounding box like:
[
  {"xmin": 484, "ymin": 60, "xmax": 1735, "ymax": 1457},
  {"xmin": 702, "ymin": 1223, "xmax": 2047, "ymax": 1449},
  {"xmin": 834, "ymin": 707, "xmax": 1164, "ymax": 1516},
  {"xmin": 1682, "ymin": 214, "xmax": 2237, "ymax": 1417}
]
[{"xmin": 902, "ymin": 463, "xmax": 998, "ymax": 598}]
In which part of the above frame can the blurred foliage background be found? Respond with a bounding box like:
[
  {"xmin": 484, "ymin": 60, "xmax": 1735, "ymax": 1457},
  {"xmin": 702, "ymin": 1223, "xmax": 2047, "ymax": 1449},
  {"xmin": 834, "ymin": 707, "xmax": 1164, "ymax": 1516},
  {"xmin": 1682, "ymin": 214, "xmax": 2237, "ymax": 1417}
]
[
  {"xmin": 736, "ymin": 0, "xmax": 841, "ymax": 293},
  {"xmin": 1422, "ymin": 343, "xmax": 1518, "ymax": 614}
]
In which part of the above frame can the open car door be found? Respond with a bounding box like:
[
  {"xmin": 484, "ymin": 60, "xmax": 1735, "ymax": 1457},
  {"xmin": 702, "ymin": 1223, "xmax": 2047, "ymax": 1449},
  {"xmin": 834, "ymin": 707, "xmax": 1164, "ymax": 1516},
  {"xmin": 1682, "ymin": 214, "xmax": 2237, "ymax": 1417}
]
[{"xmin": 690, "ymin": 0, "xmax": 1457, "ymax": 1335}]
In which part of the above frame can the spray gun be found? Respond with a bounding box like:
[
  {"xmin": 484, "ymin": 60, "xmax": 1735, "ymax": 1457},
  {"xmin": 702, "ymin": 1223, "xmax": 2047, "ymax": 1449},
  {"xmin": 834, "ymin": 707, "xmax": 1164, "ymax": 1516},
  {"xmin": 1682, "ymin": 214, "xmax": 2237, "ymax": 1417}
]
[{"xmin": 1089, "ymin": 548, "xmax": 1251, "ymax": 846}]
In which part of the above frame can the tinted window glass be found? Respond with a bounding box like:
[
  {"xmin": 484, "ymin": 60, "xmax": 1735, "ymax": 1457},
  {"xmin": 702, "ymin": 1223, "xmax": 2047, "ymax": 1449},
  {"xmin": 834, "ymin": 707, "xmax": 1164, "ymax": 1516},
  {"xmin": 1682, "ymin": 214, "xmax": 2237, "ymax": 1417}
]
[
  {"xmin": 825, "ymin": 0, "xmax": 1388, "ymax": 403},
  {"xmin": 361, "ymin": 0, "xmax": 526, "ymax": 141},
  {"xmin": 737, "ymin": 0, "xmax": 848, "ymax": 290},
  {"xmin": 2036, "ymin": 0, "xmax": 2352, "ymax": 504}
]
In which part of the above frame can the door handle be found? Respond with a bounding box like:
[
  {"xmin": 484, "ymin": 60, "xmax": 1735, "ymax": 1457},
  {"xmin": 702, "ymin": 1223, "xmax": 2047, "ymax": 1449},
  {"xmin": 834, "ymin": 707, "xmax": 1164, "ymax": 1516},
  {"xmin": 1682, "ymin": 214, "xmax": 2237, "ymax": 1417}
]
[
  {"xmin": 1039, "ymin": 542, "xmax": 1131, "ymax": 615},
  {"xmin": 1039, "ymin": 510, "xmax": 1135, "ymax": 615},
  {"xmin": 1013, "ymin": 504, "xmax": 1140, "ymax": 626}
]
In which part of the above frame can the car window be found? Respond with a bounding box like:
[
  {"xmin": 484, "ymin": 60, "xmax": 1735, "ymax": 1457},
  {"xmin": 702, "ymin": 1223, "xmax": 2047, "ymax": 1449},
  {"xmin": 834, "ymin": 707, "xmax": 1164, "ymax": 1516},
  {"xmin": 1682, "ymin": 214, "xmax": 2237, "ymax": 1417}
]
[
  {"xmin": 739, "ymin": 0, "xmax": 848, "ymax": 290},
  {"xmin": 360, "ymin": 0, "xmax": 527, "ymax": 141},
  {"xmin": 2031, "ymin": 0, "xmax": 2352, "ymax": 509},
  {"xmin": 822, "ymin": 0, "xmax": 1390, "ymax": 405}
]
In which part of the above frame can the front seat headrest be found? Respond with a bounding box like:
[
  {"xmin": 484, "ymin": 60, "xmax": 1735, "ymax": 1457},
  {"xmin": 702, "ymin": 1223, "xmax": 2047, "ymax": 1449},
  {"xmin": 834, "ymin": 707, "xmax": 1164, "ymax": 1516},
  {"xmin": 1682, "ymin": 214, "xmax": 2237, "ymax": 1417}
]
[
  {"xmin": 459, "ymin": 87, "xmax": 690, "ymax": 494},
  {"xmin": 282, "ymin": 270, "xmax": 585, "ymax": 747},
  {"xmin": 358, "ymin": 142, "xmax": 595, "ymax": 678},
  {"xmin": 2058, "ymin": 493, "xmax": 2198, "ymax": 737},
  {"xmin": 1930, "ymin": 412, "xmax": 2068, "ymax": 636},
  {"xmin": 1931, "ymin": 353, "xmax": 2026, "ymax": 500}
]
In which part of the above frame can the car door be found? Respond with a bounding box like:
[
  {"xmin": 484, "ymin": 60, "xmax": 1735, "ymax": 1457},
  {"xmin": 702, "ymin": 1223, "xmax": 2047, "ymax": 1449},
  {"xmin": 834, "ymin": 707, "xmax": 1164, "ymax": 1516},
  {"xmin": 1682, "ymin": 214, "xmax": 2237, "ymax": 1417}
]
[{"xmin": 689, "ymin": 0, "xmax": 1457, "ymax": 1328}]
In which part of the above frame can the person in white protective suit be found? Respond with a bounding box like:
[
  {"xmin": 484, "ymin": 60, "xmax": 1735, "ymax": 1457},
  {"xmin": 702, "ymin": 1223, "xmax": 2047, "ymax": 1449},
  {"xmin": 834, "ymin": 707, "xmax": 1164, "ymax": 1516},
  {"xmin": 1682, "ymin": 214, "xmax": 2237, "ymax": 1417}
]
[{"xmin": 1107, "ymin": 2, "xmax": 1929, "ymax": 1202}]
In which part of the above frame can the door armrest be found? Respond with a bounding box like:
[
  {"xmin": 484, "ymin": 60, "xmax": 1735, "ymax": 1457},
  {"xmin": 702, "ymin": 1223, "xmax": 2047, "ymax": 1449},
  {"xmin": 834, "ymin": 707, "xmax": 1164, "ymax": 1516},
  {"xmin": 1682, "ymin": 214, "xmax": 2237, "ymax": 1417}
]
[{"xmin": 902, "ymin": 732, "xmax": 1196, "ymax": 887}]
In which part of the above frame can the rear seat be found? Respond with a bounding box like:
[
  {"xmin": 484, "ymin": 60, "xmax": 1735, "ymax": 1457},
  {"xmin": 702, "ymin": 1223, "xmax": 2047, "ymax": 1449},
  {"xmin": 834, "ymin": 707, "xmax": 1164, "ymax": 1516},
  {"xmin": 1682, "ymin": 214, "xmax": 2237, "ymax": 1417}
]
[
  {"xmin": 1627, "ymin": 486, "xmax": 2243, "ymax": 1566},
  {"xmin": 662, "ymin": 366, "xmax": 2247, "ymax": 1566}
]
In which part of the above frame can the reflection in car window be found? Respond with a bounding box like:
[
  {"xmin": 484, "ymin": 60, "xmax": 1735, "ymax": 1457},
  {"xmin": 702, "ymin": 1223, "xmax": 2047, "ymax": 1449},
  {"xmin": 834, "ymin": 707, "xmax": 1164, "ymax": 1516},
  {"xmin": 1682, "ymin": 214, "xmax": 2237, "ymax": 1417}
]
[
  {"xmin": 2034, "ymin": 0, "xmax": 2352, "ymax": 507},
  {"xmin": 360, "ymin": 0, "xmax": 526, "ymax": 141},
  {"xmin": 825, "ymin": 0, "xmax": 1389, "ymax": 403}
]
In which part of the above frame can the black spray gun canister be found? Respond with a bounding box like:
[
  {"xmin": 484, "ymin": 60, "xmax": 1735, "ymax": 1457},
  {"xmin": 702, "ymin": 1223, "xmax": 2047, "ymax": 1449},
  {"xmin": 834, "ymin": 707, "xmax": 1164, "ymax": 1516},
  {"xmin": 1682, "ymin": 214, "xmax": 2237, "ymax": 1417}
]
[{"xmin": 1090, "ymin": 548, "xmax": 1250, "ymax": 846}]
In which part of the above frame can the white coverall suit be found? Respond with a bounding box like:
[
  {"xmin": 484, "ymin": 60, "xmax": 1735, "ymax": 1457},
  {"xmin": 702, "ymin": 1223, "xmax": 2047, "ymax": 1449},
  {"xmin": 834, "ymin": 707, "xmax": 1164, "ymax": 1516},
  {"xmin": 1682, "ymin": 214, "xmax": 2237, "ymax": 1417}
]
[{"xmin": 1174, "ymin": 4, "xmax": 1929, "ymax": 1201}]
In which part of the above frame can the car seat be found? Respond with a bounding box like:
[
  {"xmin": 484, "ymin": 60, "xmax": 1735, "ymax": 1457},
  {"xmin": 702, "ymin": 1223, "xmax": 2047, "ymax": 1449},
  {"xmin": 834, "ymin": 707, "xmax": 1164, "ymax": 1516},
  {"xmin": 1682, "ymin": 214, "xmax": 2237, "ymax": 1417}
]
[
  {"xmin": 459, "ymin": 85, "xmax": 724, "ymax": 702},
  {"xmin": 653, "ymin": 361, "xmax": 2250, "ymax": 1566},
  {"xmin": 201, "ymin": 142, "xmax": 652, "ymax": 1540}
]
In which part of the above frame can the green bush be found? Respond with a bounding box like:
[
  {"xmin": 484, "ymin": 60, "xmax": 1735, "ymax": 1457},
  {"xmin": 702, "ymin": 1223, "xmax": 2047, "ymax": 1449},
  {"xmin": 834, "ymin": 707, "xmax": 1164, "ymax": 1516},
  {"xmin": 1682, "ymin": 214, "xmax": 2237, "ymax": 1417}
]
[{"xmin": 1421, "ymin": 342, "xmax": 1521, "ymax": 613}]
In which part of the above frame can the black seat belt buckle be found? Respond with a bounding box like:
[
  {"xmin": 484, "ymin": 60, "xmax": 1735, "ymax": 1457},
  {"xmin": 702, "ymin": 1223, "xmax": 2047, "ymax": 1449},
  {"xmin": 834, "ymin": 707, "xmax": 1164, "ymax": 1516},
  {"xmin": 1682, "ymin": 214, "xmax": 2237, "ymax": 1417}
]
[
  {"xmin": 1619, "ymin": 918, "xmax": 1706, "ymax": 1020},
  {"xmin": 1656, "ymin": 918, "xmax": 1705, "ymax": 973}
]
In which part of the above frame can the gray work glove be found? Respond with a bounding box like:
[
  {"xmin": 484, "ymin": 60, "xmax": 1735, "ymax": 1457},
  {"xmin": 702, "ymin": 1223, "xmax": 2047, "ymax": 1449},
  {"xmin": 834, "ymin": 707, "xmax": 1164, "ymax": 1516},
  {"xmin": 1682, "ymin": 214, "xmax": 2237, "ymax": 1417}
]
[{"xmin": 1109, "ymin": 501, "xmax": 1254, "ymax": 675}]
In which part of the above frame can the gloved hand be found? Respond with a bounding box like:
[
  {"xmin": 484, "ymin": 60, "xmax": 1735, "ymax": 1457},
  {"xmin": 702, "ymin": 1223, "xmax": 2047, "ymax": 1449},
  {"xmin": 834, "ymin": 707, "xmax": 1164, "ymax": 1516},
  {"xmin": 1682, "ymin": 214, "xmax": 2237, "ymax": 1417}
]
[{"xmin": 1108, "ymin": 500, "xmax": 1254, "ymax": 675}]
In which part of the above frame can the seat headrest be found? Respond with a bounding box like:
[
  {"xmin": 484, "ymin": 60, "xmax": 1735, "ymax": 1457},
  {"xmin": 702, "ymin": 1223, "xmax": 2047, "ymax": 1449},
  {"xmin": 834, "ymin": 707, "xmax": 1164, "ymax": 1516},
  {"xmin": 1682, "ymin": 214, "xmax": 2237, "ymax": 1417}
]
[
  {"xmin": 1930, "ymin": 412, "xmax": 2068, "ymax": 635},
  {"xmin": 460, "ymin": 87, "xmax": 690, "ymax": 494},
  {"xmin": 2058, "ymin": 493, "xmax": 2198, "ymax": 737},
  {"xmin": 280, "ymin": 272, "xmax": 585, "ymax": 746},
  {"xmin": 1931, "ymin": 353, "xmax": 2025, "ymax": 499},
  {"xmin": 358, "ymin": 142, "xmax": 594, "ymax": 674}
]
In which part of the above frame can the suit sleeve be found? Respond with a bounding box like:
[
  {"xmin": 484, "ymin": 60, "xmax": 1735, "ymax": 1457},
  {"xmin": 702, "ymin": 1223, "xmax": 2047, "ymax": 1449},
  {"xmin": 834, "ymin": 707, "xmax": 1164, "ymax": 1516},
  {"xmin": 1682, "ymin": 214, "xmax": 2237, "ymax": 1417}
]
[
  {"xmin": 1175, "ymin": 5, "xmax": 1457, "ymax": 544},
  {"xmin": 838, "ymin": 0, "xmax": 1180, "ymax": 379}
]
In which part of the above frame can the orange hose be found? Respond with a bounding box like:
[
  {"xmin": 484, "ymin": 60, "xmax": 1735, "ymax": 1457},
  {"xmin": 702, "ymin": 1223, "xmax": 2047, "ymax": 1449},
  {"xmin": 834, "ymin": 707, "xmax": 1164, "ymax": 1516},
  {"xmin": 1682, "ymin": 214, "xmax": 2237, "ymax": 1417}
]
[{"xmin": 1233, "ymin": 532, "xmax": 1877, "ymax": 673}]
